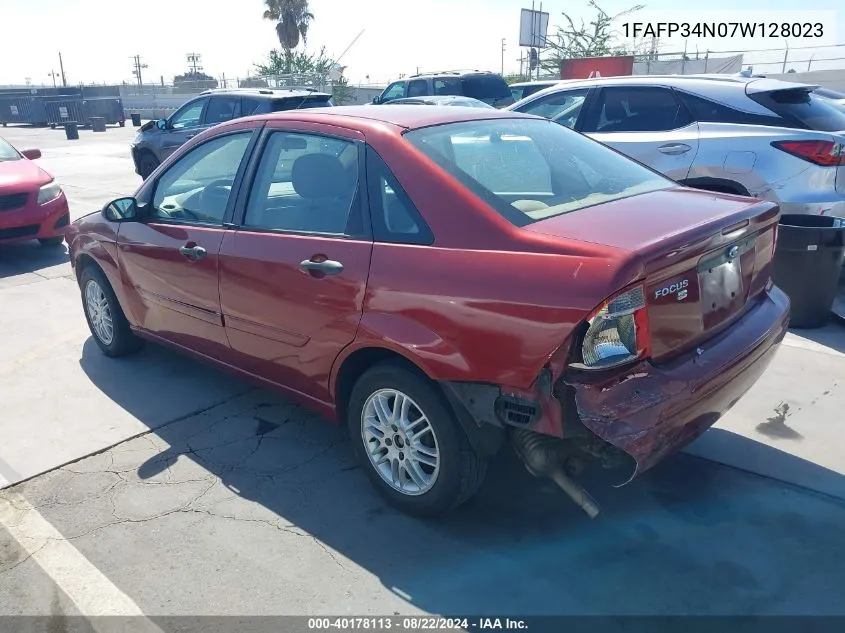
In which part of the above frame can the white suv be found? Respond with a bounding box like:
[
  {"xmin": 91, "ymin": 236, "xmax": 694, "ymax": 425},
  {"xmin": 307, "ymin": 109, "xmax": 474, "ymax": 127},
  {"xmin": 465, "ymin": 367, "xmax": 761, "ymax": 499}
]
[{"xmin": 508, "ymin": 75, "xmax": 845, "ymax": 216}]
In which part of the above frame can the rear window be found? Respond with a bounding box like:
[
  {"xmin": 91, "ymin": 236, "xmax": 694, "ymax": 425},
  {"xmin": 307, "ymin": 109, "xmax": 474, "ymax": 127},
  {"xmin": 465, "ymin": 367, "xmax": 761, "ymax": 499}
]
[
  {"xmin": 404, "ymin": 118, "xmax": 672, "ymax": 227},
  {"xmin": 270, "ymin": 96, "xmax": 332, "ymax": 112},
  {"xmin": 461, "ymin": 75, "xmax": 511, "ymax": 101},
  {"xmin": 749, "ymin": 89, "xmax": 845, "ymax": 132}
]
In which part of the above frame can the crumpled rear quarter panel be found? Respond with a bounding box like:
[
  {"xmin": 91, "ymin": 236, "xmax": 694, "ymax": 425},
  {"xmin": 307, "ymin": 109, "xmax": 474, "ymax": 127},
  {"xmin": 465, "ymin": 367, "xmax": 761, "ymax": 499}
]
[{"xmin": 565, "ymin": 287, "xmax": 790, "ymax": 481}]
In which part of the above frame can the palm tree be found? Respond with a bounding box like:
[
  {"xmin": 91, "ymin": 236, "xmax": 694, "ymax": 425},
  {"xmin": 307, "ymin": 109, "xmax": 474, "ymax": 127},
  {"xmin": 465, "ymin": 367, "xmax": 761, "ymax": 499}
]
[{"xmin": 263, "ymin": 0, "xmax": 314, "ymax": 51}]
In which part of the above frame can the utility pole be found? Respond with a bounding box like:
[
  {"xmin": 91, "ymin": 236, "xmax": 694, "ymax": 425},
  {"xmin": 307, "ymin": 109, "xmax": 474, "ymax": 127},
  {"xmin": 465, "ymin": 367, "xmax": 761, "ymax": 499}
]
[
  {"xmin": 501, "ymin": 38, "xmax": 506, "ymax": 76},
  {"xmin": 48, "ymin": 70, "xmax": 60, "ymax": 88},
  {"xmin": 130, "ymin": 55, "xmax": 148, "ymax": 87},
  {"xmin": 58, "ymin": 52, "xmax": 67, "ymax": 86}
]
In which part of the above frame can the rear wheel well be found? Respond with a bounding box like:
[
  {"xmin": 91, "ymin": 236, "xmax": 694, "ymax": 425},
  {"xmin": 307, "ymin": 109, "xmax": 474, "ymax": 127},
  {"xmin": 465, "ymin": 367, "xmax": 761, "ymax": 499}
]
[
  {"xmin": 335, "ymin": 348, "xmax": 427, "ymax": 422},
  {"xmin": 679, "ymin": 177, "xmax": 751, "ymax": 197}
]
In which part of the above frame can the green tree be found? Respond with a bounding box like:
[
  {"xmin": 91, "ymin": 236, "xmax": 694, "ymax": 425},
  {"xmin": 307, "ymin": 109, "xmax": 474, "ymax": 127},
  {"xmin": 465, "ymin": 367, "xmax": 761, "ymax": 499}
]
[
  {"xmin": 540, "ymin": 0, "xmax": 645, "ymax": 74},
  {"xmin": 330, "ymin": 75, "xmax": 354, "ymax": 105},
  {"xmin": 263, "ymin": 0, "xmax": 314, "ymax": 51},
  {"xmin": 255, "ymin": 47, "xmax": 356, "ymax": 104},
  {"xmin": 254, "ymin": 47, "xmax": 334, "ymax": 77}
]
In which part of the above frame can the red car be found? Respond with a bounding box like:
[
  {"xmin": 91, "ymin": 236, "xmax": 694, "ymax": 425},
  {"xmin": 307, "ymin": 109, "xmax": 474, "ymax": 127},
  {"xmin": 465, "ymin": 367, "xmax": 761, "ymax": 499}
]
[
  {"xmin": 66, "ymin": 106, "xmax": 789, "ymax": 517},
  {"xmin": 0, "ymin": 137, "xmax": 69, "ymax": 246}
]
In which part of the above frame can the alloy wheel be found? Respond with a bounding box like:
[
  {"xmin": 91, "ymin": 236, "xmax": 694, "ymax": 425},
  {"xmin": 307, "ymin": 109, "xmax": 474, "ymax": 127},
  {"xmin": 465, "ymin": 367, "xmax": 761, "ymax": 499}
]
[
  {"xmin": 85, "ymin": 279, "xmax": 114, "ymax": 345},
  {"xmin": 361, "ymin": 388, "xmax": 440, "ymax": 496}
]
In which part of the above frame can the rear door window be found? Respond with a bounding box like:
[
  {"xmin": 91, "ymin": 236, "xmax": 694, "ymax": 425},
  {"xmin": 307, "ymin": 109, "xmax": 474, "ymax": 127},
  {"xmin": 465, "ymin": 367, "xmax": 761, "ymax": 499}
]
[
  {"xmin": 679, "ymin": 92, "xmax": 786, "ymax": 127},
  {"xmin": 461, "ymin": 75, "xmax": 511, "ymax": 101},
  {"xmin": 407, "ymin": 80, "xmax": 428, "ymax": 97},
  {"xmin": 748, "ymin": 88, "xmax": 845, "ymax": 132},
  {"xmin": 204, "ymin": 96, "xmax": 240, "ymax": 125},
  {"xmin": 584, "ymin": 87, "xmax": 692, "ymax": 133},
  {"xmin": 241, "ymin": 97, "xmax": 265, "ymax": 116},
  {"xmin": 434, "ymin": 78, "xmax": 461, "ymax": 95}
]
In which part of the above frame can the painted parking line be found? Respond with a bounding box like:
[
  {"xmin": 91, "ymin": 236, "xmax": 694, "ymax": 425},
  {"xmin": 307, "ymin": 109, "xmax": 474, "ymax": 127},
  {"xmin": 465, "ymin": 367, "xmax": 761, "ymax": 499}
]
[{"xmin": 0, "ymin": 490, "xmax": 162, "ymax": 631}]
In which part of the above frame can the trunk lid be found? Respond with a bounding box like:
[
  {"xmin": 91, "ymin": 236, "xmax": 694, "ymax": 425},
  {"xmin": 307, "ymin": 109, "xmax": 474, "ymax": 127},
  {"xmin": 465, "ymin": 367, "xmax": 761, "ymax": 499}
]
[{"xmin": 525, "ymin": 187, "xmax": 780, "ymax": 362}]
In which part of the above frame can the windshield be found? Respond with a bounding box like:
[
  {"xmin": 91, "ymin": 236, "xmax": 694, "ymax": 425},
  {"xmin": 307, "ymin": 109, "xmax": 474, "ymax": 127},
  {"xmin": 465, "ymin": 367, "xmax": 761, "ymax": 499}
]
[
  {"xmin": 0, "ymin": 137, "xmax": 21, "ymax": 161},
  {"xmin": 404, "ymin": 118, "xmax": 673, "ymax": 227}
]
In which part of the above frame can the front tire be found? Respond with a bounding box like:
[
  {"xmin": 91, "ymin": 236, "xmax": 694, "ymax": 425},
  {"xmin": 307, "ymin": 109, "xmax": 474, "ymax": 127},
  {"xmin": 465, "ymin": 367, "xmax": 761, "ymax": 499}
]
[
  {"xmin": 348, "ymin": 362, "xmax": 487, "ymax": 516},
  {"xmin": 138, "ymin": 153, "xmax": 160, "ymax": 180},
  {"xmin": 80, "ymin": 265, "xmax": 144, "ymax": 357}
]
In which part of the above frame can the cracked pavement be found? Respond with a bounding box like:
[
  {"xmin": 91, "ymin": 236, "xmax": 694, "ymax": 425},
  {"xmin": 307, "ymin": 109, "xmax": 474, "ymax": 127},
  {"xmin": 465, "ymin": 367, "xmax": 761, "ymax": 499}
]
[{"xmin": 3, "ymin": 385, "xmax": 845, "ymax": 616}]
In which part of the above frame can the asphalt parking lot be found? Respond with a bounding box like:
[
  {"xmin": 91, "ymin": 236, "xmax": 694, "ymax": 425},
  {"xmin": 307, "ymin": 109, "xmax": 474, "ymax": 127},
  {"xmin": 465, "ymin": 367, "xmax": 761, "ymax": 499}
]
[{"xmin": 2, "ymin": 123, "xmax": 845, "ymax": 619}]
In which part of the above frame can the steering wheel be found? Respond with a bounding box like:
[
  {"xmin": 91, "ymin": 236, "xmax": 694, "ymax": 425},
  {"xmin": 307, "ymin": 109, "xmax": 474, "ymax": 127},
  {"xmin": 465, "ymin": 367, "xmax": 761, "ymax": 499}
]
[{"xmin": 197, "ymin": 179, "xmax": 234, "ymax": 220}]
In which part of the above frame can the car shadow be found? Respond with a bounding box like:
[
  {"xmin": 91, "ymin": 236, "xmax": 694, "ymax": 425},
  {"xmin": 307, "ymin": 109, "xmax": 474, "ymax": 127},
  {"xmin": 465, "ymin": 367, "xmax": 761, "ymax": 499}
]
[
  {"xmin": 786, "ymin": 321, "xmax": 845, "ymax": 355},
  {"xmin": 74, "ymin": 338, "xmax": 845, "ymax": 616},
  {"xmin": 0, "ymin": 240, "xmax": 70, "ymax": 279}
]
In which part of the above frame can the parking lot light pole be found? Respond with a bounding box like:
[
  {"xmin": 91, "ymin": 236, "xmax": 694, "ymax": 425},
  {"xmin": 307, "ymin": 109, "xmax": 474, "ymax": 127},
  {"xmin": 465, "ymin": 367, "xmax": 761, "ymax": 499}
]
[{"xmin": 501, "ymin": 38, "xmax": 506, "ymax": 75}]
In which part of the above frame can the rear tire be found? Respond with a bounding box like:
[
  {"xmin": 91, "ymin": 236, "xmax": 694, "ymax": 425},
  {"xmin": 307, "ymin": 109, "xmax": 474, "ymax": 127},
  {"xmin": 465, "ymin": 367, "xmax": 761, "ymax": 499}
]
[
  {"xmin": 138, "ymin": 153, "xmax": 160, "ymax": 180},
  {"xmin": 348, "ymin": 362, "xmax": 487, "ymax": 517},
  {"xmin": 38, "ymin": 236, "xmax": 64, "ymax": 247},
  {"xmin": 80, "ymin": 265, "xmax": 144, "ymax": 358}
]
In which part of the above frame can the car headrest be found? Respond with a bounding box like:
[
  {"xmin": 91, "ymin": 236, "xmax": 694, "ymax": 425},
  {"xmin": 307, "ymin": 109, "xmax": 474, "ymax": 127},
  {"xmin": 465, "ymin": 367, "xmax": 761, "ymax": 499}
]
[
  {"xmin": 603, "ymin": 100, "xmax": 627, "ymax": 121},
  {"xmin": 291, "ymin": 153, "xmax": 348, "ymax": 199}
]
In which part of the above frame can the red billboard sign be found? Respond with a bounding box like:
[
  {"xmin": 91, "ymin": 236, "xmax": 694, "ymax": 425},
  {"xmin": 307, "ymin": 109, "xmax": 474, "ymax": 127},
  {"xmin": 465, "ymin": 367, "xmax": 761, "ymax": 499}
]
[{"xmin": 560, "ymin": 56, "xmax": 635, "ymax": 80}]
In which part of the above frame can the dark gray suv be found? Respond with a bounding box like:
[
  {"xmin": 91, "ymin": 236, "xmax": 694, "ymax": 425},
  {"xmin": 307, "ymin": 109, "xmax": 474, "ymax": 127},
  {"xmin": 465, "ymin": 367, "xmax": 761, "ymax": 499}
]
[
  {"xmin": 131, "ymin": 88, "xmax": 333, "ymax": 179},
  {"xmin": 372, "ymin": 71, "xmax": 514, "ymax": 108}
]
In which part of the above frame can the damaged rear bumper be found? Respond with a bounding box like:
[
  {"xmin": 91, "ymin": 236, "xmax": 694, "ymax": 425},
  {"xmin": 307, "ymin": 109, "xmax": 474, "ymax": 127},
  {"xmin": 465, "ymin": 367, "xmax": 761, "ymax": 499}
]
[{"xmin": 566, "ymin": 286, "xmax": 790, "ymax": 481}]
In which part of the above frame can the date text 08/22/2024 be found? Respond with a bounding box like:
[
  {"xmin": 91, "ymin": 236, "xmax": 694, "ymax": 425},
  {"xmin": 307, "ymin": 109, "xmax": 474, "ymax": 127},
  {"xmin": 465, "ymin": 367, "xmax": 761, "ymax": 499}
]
[{"xmin": 307, "ymin": 617, "xmax": 528, "ymax": 630}]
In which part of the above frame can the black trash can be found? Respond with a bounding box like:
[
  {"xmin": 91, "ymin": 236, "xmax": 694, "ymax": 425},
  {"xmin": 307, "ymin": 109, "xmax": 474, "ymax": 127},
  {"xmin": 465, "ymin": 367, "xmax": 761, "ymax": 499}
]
[
  {"xmin": 772, "ymin": 214, "xmax": 845, "ymax": 328},
  {"xmin": 131, "ymin": 113, "xmax": 141, "ymax": 127},
  {"xmin": 90, "ymin": 116, "xmax": 106, "ymax": 132},
  {"xmin": 64, "ymin": 122, "xmax": 79, "ymax": 140}
]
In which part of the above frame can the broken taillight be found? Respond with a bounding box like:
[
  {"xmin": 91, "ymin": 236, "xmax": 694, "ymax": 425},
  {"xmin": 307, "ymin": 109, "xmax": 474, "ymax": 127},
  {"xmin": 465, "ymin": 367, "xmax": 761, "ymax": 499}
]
[
  {"xmin": 579, "ymin": 285, "xmax": 651, "ymax": 370},
  {"xmin": 771, "ymin": 140, "xmax": 845, "ymax": 167}
]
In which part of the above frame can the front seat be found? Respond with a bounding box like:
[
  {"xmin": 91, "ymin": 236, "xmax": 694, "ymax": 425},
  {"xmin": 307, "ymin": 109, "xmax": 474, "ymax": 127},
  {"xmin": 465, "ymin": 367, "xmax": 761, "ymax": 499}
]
[{"xmin": 290, "ymin": 153, "xmax": 356, "ymax": 233}]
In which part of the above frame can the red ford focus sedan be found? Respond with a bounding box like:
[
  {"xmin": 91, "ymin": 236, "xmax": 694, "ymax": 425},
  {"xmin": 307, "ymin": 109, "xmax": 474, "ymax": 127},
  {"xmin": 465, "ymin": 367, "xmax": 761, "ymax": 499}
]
[
  {"xmin": 0, "ymin": 136, "xmax": 69, "ymax": 246},
  {"xmin": 66, "ymin": 106, "xmax": 789, "ymax": 517}
]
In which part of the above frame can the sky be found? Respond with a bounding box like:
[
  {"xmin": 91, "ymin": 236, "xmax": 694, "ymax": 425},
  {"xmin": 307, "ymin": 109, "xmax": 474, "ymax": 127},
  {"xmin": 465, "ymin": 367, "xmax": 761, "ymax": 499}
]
[{"xmin": 0, "ymin": 0, "xmax": 842, "ymax": 87}]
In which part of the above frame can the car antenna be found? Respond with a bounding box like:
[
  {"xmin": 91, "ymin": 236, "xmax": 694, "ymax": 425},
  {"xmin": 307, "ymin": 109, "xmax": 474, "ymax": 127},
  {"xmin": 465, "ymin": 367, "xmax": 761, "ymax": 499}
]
[{"xmin": 293, "ymin": 29, "xmax": 365, "ymax": 110}]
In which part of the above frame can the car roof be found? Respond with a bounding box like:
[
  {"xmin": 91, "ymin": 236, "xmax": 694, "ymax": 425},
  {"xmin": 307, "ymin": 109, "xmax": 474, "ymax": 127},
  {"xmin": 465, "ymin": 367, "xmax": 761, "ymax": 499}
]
[
  {"xmin": 390, "ymin": 95, "xmax": 487, "ymax": 105},
  {"xmin": 199, "ymin": 88, "xmax": 332, "ymax": 99},
  {"xmin": 510, "ymin": 80, "xmax": 560, "ymax": 88},
  {"xmin": 527, "ymin": 74, "xmax": 818, "ymax": 92},
  {"xmin": 406, "ymin": 70, "xmax": 502, "ymax": 79},
  {"xmin": 256, "ymin": 104, "xmax": 535, "ymax": 130}
]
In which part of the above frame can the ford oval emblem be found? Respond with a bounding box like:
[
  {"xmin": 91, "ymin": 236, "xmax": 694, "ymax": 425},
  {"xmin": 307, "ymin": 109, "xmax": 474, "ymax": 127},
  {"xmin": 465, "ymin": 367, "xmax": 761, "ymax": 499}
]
[{"xmin": 727, "ymin": 245, "xmax": 740, "ymax": 261}]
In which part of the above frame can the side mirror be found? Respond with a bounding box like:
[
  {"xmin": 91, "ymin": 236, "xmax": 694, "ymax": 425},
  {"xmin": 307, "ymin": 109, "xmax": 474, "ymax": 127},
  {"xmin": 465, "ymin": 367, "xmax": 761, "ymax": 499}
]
[
  {"xmin": 21, "ymin": 148, "xmax": 41, "ymax": 160},
  {"xmin": 155, "ymin": 119, "xmax": 168, "ymax": 131},
  {"xmin": 372, "ymin": 96, "xmax": 381, "ymax": 105},
  {"xmin": 103, "ymin": 197, "xmax": 139, "ymax": 222}
]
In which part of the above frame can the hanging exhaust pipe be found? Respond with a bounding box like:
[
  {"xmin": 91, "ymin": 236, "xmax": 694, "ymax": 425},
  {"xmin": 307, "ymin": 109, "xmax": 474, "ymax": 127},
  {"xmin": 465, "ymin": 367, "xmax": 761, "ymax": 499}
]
[{"xmin": 511, "ymin": 428, "xmax": 601, "ymax": 519}]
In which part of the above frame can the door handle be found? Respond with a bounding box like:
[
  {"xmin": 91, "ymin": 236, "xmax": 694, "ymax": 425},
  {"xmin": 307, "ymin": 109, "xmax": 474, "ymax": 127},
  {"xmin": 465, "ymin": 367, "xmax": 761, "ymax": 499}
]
[
  {"xmin": 658, "ymin": 143, "xmax": 692, "ymax": 155},
  {"xmin": 179, "ymin": 244, "xmax": 207, "ymax": 261},
  {"xmin": 299, "ymin": 258, "xmax": 344, "ymax": 275}
]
